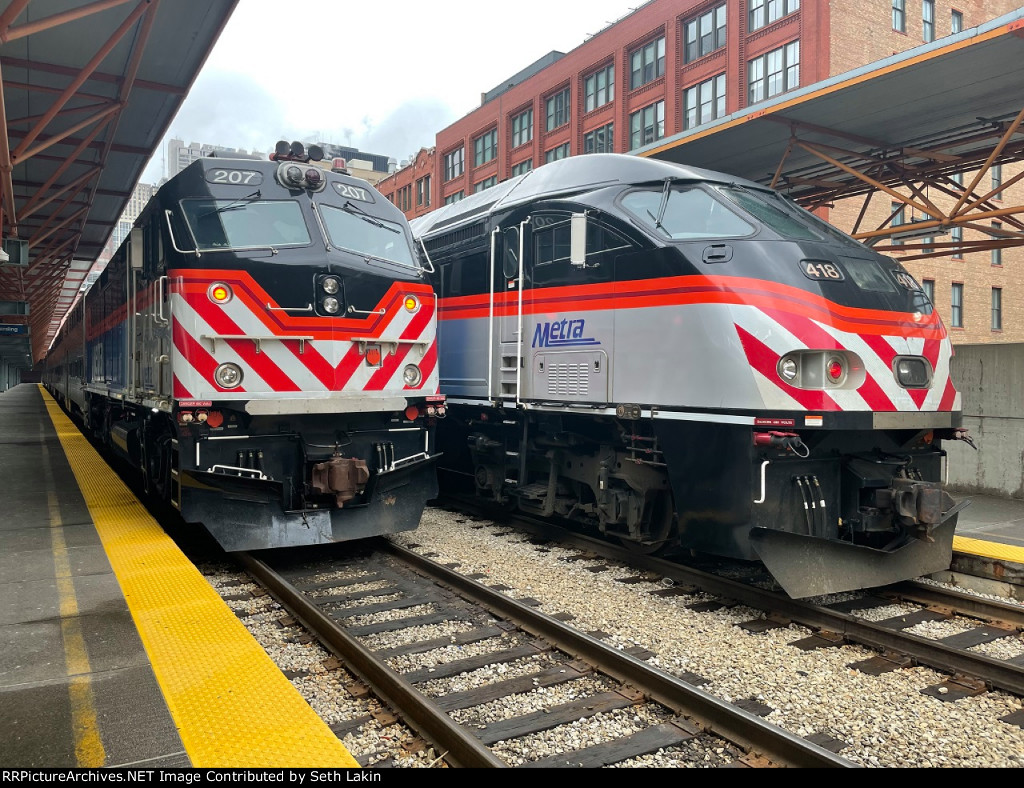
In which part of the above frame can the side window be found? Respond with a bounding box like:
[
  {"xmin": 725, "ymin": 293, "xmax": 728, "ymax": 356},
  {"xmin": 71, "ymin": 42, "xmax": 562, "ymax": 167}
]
[
  {"xmin": 145, "ymin": 216, "xmax": 163, "ymax": 276},
  {"xmin": 531, "ymin": 212, "xmax": 626, "ymax": 286},
  {"xmin": 503, "ymin": 227, "xmax": 520, "ymax": 280},
  {"xmin": 532, "ymin": 214, "xmax": 570, "ymax": 268},
  {"xmin": 438, "ymin": 252, "xmax": 490, "ymax": 297}
]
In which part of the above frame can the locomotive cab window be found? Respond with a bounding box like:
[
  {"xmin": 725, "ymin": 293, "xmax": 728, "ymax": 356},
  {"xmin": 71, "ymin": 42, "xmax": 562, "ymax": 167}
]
[
  {"xmin": 532, "ymin": 211, "xmax": 626, "ymax": 276},
  {"xmin": 182, "ymin": 199, "xmax": 310, "ymax": 251},
  {"xmin": 621, "ymin": 186, "xmax": 754, "ymax": 240},
  {"xmin": 318, "ymin": 202, "xmax": 417, "ymax": 268}
]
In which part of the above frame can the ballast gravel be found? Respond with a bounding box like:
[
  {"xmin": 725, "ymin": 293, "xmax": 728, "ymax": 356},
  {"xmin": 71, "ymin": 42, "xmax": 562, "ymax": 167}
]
[{"xmin": 202, "ymin": 505, "xmax": 1024, "ymax": 768}]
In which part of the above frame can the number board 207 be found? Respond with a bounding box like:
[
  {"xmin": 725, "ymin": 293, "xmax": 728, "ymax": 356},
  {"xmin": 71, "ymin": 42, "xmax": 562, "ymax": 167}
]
[{"xmin": 205, "ymin": 169, "xmax": 264, "ymax": 186}]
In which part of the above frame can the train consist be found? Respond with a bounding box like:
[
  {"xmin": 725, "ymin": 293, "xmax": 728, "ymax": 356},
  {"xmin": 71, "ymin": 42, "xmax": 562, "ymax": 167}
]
[
  {"xmin": 412, "ymin": 153, "xmax": 972, "ymax": 598},
  {"xmin": 44, "ymin": 142, "xmax": 444, "ymax": 551}
]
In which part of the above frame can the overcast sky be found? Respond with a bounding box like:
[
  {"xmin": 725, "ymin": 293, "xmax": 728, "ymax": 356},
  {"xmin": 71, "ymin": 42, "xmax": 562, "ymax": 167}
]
[{"xmin": 141, "ymin": 0, "xmax": 639, "ymax": 182}]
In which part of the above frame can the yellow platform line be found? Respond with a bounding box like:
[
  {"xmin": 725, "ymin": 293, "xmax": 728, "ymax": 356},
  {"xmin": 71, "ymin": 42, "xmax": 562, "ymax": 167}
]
[
  {"xmin": 40, "ymin": 387, "xmax": 359, "ymax": 768},
  {"xmin": 953, "ymin": 535, "xmax": 1024, "ymax": 566}
]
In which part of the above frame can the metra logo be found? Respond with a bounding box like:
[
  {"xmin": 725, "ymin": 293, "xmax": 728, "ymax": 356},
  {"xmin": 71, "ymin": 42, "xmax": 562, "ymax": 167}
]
[{"xmin": 532, "ymin": 318, "xmax": 600, "ymax": 348}]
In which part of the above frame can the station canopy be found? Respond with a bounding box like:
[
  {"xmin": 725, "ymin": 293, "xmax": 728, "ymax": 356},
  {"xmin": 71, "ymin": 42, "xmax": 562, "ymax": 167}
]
[
  {"xmin": 0, "ymin": 0, "xmax": 238, "ymax": 367},
  {"xmin": 642, "ymin": 9, "xmax": 1024, "ymax": 264}
]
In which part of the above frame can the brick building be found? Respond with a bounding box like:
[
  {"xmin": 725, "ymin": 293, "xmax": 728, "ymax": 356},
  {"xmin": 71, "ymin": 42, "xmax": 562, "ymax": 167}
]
[{"xmin": 376, "ymin": 0, "xmax": 1022, "ymax": 341}]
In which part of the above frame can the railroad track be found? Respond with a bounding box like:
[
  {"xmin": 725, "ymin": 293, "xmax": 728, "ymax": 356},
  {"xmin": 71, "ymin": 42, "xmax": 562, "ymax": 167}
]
[
  {"xmin": 237, "ymin": 542, "xmax": 855, "ymax": 768},
  {"xmin": 435, "ymin": 498, "xmax": 1024, "ymax": 710}
]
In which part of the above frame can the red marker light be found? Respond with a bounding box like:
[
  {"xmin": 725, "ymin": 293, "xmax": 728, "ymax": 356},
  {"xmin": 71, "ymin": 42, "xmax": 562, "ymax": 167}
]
[
  {"xmin": 827, "ymin": 358, "xmax": 844, "ymax": 382},
  {"xmin": 404, "ymin": 405, "xmax": 420, "ymax": 421}
]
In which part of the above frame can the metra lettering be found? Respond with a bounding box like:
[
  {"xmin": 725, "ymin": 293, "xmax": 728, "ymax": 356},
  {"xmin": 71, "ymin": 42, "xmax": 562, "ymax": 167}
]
[{"xmin": 532, "ymin": 318, "xmax": 600, "ymax": 348}]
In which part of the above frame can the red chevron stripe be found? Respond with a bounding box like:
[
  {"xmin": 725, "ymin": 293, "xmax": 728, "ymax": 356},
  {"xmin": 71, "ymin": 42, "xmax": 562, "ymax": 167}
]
[
  {"xmin": 173, "ymin": 375, "xmax": 193, "ymax": 400},
  {"xmin": 181, "ymin": 292, "xmax": 301, "ymax": 392},
  {"xmin": 735, "ymin": 324, "xmax": 841, "ymax": 411},
  {"xmin": 412, "ymin": 341, "xmax": 438, "ymax": 391},
  {"xmin": 939, "ymin": 377, "xmax": 958, "ymax": 411},
  {"xmin": 172, "ymin": 321, "xmax": 246, "ymax": 394},
  {"xmin": 365, "ymin": 343, "xmax": 414, "ymax": 391}
]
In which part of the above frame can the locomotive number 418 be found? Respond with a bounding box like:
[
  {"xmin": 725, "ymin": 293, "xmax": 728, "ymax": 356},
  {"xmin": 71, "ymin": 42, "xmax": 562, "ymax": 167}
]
[{"xmin": 802, "ymin": 260, "xmax": 845, "ymax": 281}]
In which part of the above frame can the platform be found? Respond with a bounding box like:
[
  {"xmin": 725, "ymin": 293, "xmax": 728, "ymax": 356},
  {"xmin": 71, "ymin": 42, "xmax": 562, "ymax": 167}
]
[{"xmin": 0, "ymin": 383, "xmax": 359, "ymax": 768}]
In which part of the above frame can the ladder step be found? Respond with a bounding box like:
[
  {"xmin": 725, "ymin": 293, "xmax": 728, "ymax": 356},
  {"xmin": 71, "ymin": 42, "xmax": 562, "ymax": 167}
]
[
  {"xmin": 506, "ymin": 451, "xmax": 519, "ymax": 457},
  {"xmin": 504, "ymin": 479, "xmax": 518, "ymax": 485}
]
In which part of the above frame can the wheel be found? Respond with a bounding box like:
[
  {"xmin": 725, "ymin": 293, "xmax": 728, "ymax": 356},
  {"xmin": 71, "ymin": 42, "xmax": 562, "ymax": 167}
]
[{"xmin": 618, "ymin": 489, "xmax": 676, "ymax": 555}]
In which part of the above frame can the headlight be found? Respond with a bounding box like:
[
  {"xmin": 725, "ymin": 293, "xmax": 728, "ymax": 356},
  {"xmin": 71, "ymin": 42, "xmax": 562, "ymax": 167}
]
[
  {"xmin": 279, "ymin": 163, "xmax": 304, "ymax": 188},
  {"xmin": 322, "ymin": 297, "xmax": 340, "ymax": 314},
  {"xmin": 403, "ymin": 364, "xmax": 422, "ymax": 387},
  {"xmin": 779, "ymin": 356, "xmax": 799, "ymax": 381},
  {"xmin": 894, "ymin": 356, "xmax": 931, "ymax": 389},
  {"xmin": 322, "ymin": 276, "xmax": 341, "ymax": 294},
  {"xmin": 214, "ymin": 363, "xmax": 243, "ymax": 389}
]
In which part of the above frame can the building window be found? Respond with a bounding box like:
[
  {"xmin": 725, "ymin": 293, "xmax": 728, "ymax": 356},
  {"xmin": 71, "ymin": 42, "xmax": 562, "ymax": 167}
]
[
  {"xmin": 583, "ymin": 123, "xmax": 614, "ymax": 154},
  {"xmin": 922, "ymin": 278, "xmax": 935, "ymax": 304},
  {"xmin": 397, "ymin": 185, "xmax": 412, "ymax": 212},
  {"xmin": 992, "ymin": 163, "xmax": 1003, "ymax": 196},
  {"xmin": 473, "ymin": 175, "xmax": 497, "ymax": 193},
  {"xmin": 890, "ymin": 201, "xmax": 906, "ymax": 246},
  {"xmin": 443, "ymin": 190, "xmax": 465, "ymax": 205},
  {"xmin": 443, "ymin": 147, "xmax": 464, "ymax": 182},
  {"xmin": 992, "ymin": 287, "xmax": 1002, "ymax": 330},
  {"xmin": 584, "ymin": 65, "xmax": 614, "ymax": 112},
  {"xmin": 893, "ymin": 0, "xmax": 905, "ymax": 32},
  {"xmin": 951, "ymin": 225, "xmax": 962, "ymax": 258},
  {"xmin": 546, "ymin": 88, "xmax": 570, "ymax": 131},
  {"xmin": 991, "ymin": 222, "xmax": 1002, "ymax": 265},
  {"xmin": 685, "ymin": 5, "xmax": 726, "ymax": 62},
  {"xmin": 474, "ymin": 129, "xmax": 497, "ymax": 167},
  {"xmin": 749, "ymin": 0, "xmax": 799, "ymax": 33},
  {"xmin": 630, "ymin": 36, "xmax": 665, "ymax": 89},
  {"xmin": 748, "ymin": 41, "xmax": 799, "ymax": 104},
  {"xmin": 684, "ymin": 74, "xmax": 726, "ymax": 129},
  {"xmin": 951, "ymin": 170, "xmax": 963, "ymax": 186},
  {"xmin": 545, "ymin": 143, "xmax": 570, "ymax": 163},
  {"xmin": 923, "ymin": 0, "xmax": 934, "ymax": 42},
  {"xmin": 629, "ymin": 101, "xmax": 665, "ymax": 149},
  {"xmin": 951, "ymin": 283, "xmax": 963, "ymax": 327},
  {"xmin": 511, "ymin": 159, "xmax": 533, "ymax": 176},
  {"xmin": 951, "ymin": 10, "xmax": 963, "ymax": 33},
  {"xmin": 511, "ymin": 108, "xmax": 533, "ymax": 148}
]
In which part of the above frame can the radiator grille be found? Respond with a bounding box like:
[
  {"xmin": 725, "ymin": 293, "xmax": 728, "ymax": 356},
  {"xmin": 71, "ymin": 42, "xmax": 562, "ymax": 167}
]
[{"xmin": 548, "ymin": 362, "xmax": 589, "ymax": 396}]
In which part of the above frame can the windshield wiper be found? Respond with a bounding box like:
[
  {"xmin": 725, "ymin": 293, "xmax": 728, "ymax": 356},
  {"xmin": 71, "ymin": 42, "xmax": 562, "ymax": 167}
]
[
  {"xmin": 646, "ymin": 178, "xmax": 674, "ymax": 236},
  {"xmin": 198, "ymin": 190, "xmax": 261, "ymax": 219},
  {"xmin": 343, "ymin": 201, "xmax": 399, "ymax": 233}
]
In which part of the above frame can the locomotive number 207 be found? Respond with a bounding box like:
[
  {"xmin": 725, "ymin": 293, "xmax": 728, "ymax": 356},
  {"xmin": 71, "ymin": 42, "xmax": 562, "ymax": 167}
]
[
  {"xmin": 205, "ymin": 169, "xmax": 263, "ymax": 186},
  {"xmin": 333, "ymin": 183, "xmax": 371, "ymax": 202},
  {"xmin": 802, "ymin": 261, "xmax": 845, "ymax": 281}
]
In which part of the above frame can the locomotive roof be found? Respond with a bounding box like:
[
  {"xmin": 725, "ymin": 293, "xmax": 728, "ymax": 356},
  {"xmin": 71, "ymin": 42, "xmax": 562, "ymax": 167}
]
[{"xmin": 411, "ymin": 153, "xmax": 769, "ymax": 238}]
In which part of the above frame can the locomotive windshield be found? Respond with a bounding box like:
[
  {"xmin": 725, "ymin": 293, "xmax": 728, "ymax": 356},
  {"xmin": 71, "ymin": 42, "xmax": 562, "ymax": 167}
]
[
  {"xmin": 621, "ymin": 186, "xmax": 755, "ymax": 239},
  {"xmin": 720, "ymin": 186, "xmax": 867, "ymax": 250},
  {"xmin": 182, "ymin": 199, "xmax": 311, "ymax": 250},
  {"xmin": 318, "ymin": 202, "xmax": 417, "ymax": 268}
]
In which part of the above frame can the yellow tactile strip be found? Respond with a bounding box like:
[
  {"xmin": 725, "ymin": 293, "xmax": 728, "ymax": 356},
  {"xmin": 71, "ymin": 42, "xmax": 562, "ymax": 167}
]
[
  {"xmin": 953, "ymin": 535, "xmax": 1024, "ymax": 567},
  {"xmin": 40, "ymin": 387, "xmax": 359, "ymax": 768}
]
